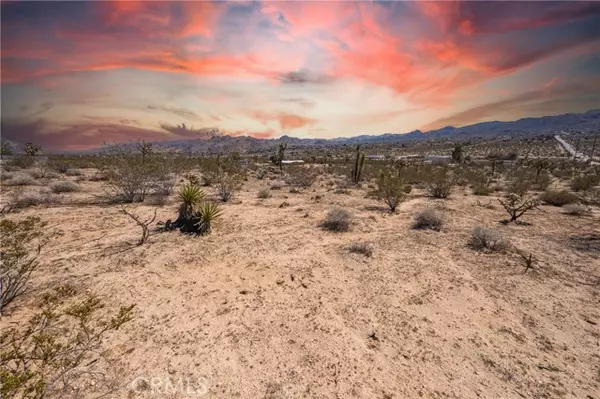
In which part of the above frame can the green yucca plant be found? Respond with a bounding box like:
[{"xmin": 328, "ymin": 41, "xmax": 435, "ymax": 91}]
[
  {"xmin": 177, "ymin": 184, "xmax": 205, "ymax": 218},
  {"xmin": 193, "ymin": 202, "xmax": 222, "ymax": 235}
]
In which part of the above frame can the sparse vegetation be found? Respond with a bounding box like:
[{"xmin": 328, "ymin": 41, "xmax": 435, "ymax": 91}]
[
  {"xmin": 351, "ymin": 145, "xmax": 365, "ymax": 184},
  {"xmin": 376, "ymin": 172, "xmax": 407, "ymax": 212},
  {"xmin": 120, "ymin": 206, "xmax": 158, "ymax": 245},
  {"xmin": 0, "ymin": 286, "xmax": 134, "ymax": 398},
  {"xmin": 470, "ymin": 226, "xmax": 511, "ymax": 252},
  {"xmin": 0, "ymin": 217, "xmax": 52, "ymax": 314},
  {"xmin": 539, "ymin": 189, "xmax": 578, "ymax": 206},
  {"xmin": 413, "ymin": 208, "xmax": 444, "ymax": 231},
  {"xmin": 320, "ymin": 207, "xmax": 351, "ymax": 232},
  {"xmin": 498, "ymin": 193, "xmax": 540, "ymax": 223},
  {"xmin": 348, "ymin": 242, "xmax": 373, "ymax": 257},
  {"xmin": 426, "ymin": 168, "xmax": 454, "ymax": 199},
  {"xmin": 563, "ymin": 203, "xmax": 590, "ymax": 216},
  {"xmin": 49, "ymin": 180, "xmax": 81, "ymax": 194},
  {"xmin": 257, "ymin": 187, "xmax": 271, "ymax": 199}
]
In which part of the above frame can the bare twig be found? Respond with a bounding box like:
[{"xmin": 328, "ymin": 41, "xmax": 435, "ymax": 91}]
[{"xmin": 119, "ymin": 206, "xmax": 157, "ymax": 245}]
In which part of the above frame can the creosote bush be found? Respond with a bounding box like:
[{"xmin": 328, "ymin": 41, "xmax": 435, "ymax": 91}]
[
  {"xmin": 539, "ymin": 189, "xmax": 578, "ymax": 207},
  {"xmin": 285, "ymin": 166, "xmax": 317, "ymax": 188},
  {"xmin": 470, "ymin": 226, "xmax": 511, "ymax": 253},
  {"xmin": 413, "ymin": 208, "xmax": 444, "ymax": 231},
  {"xmin": 0, "ymin": 285, "xmax": 135, "ymax": 398},
  {"xmin": 426, "ymin": 169, "xmax": 454, "ymax": 199},
  {"xmin": 376, "ymin": 172, "xmax": 408, "ymax": 212},
  {"xmin": 4, "ymin": 174, "xmax": 37, "ymax": 187},
  {"xmin": 320, "ymin": 207, "xmax": 351, "ymax": 232},
  {"xmin": 49, "ymin": 180, "xmax": 81, "ymax": 194},
  {"xmin": 0, "ymin": 217, "xmax": 52, "ymax": 314}
]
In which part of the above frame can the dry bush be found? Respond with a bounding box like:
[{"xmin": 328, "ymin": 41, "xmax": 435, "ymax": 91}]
[
  {"xmin": 571, "ymin": 174, "xmax": 600, "ymax": 192},
  {"xmin": 88, "ymin": 170, "xmax": 110, "ymax": 181},
  {"xmin": 470, "ymin": 226, "xmax": 511, "ymax": 252},
  {"xmin": 7, "ymin": 155, "xmax": 35, "ymax": 170},
  {"xmin": 580, "ymin": 186, "xmax": 600, "ymax": 206},
  {"xmin": 0, "ymin": 217, "xmax": 52, "ymax": 314},
  {"xmin": 539, "ymin": 189, "xmax": 578, "ymax": 207},
  {"xmin": 285, "ymin": 166, "xmax": 317, "ymax": 188},
  {"xmin": 120, "ymin": 206, "xmax": 157, "ymax": 245},
  {"xmin": 65, "ymin": 168, "xmax": 83, "ymax": 176},
  {"xmin": 4, "ymin": 174, "xmax": 37, "ymax": 186},
  {"xmin": 376, "ymin": 172, "xmax": 407, "ymax": 212},
  {"xmin": 348, "ymin": 242, "xmax": 373, "ymax": 257},
  {"xmin": 498, "ymin": 193, "xmax": 540, "ymax": 223},
  {"xmin": 563, "ymin": 203, "xmax": 590, "ymax": 216},
  {"xmin": 1, "ymin": 286, "xmax": 134, "ymax": 398},
  {"xmin": 144, "ymin": 193, "xmax": 169, "ymax": 206},
  {"xmin": 49, "ymin": 180, "xmax": 81, "ymax": 194},
  {"xmin": 320, "ymin": 207, "xmax": 351, "ymax": 232},
  {"xmin": 9, "ymin": 190, "xmax": 58, "ymax": 209},
  {"xmin": 257, "ymin": 187, "xmax": 271, "ymax": 199},
  {"xmin": 216, "ymin": 174, "xmax": 242, "ymax": 202},
  {"xmin": 413, "ymin": 208, "xmax": 444, "ymax": 231},
  {"xmin": 102, "ymin": 147, "xmax": 157, "ymax": 203},
  {"xmin": 425, "ymin": 169, "xmax": 454, "ymax": 198}
]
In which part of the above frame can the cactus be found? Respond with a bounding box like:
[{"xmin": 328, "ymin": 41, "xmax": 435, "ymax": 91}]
[{"xmin": 351, "ymin": 145, "xmax": 365, "ymax": 183}]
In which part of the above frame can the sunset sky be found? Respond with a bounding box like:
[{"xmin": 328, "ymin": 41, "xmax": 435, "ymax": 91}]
[{"xmin": 2, "ymin": 1, "xmax": 600, "ymax": 150}]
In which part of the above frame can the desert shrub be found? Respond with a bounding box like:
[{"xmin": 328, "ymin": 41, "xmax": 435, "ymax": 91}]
[
  {"xmin": 255, "ymin": 168, "xmax": 268, "ymax": 180},
  {"xmin": 563, "ymin": 203, "xmax": 590, "ymax": 216},
  {"xmin": 65, "ymin": 168, "xmax": 83, "ymax": 176},
  {"xmin": 285, "ymin": 166, "xmax": 317, "ymax": 188},
  {"xmin": 9, "ymin": 190, "xmax": 57, "ymax": 209},
  {"xmin": 320, "ymin": 207, "xmax": 351, "ymax": 232},
  {"xmin": 49, "ymin": 180, "xmax": 80, "ymax": 194},
  {"xmin": 47, "ymin": 155, "xmax": 72, "ymax": 173},
  {"xmin": 102, "ymin": 146, "xmax": 157, "ymax": 202},
  {"xmin": 498, "ymin": 193, "xmax": 540, "ymax": 223},
  {"xmin": 470, "ymin": 226, "xmax": 511, "ymax": 252},
  {"xmin": 539, "ymin": 190, "xmax": 578, "ymax": 206},
  {"xmin": 473, "ymin": 185, "xmax": 493, "ymax": 196},
  {"xmin": 7, "ymin": 155, "xmax": 35, "ymax": 169},
  {"xmin": 257, "ymin": 187, "xmax": 271, "ymax": 199},
  {"xmin": 580, "ymin": 186, "xmax": 600, "ymax": 206},
  {"xmin": 144, "ymin": 193, "xmax": 169, "ymax": 206},
  {"xmin": 120, "ymin": 206, "xmax": 157, "ymax": 245},
  {"xmin": 4, "ymin": 174, "xmax": 37, "ymax": 186},
  {"xmin": 533, "ymin": 171, "xmax": 552, "ymax": 191},
  {"xmin": 270, "ymin": 183, "xmax": 283, "ymax": 190},
  {"xmin": 216, "ymin": 174, "xmax": 242, "ymax": 202},
  {"xmin": 376, "ymin": 172, "xmax": 407, "ymax": 212},
  {"xmin": 348, "ymin": 242, "xmax": 373, "ymax": 257},
  {"xmin": 413, "ymin": 208, "xmax": 444, "ymax": 231},
  {"xmin": 0, "ymin": 217, "xmax": 51, "ymax": 314},
  {"xmin": 0, "ymin": 287, "xmax": 134, "ymax": 398},
  {"xmin": 506, "ymin": 174, "xmax": 533, "ymax": 196},
  {"xmin": 425, "ymin": 169, "xmax": 454, "ymax": 199},
  {"xmin": 571, "ymin": 174, "xmax": 600, "ymax": 192},
  {"xmin": 88, "ymin": 170, "xmax": 110, "ymax": 181}
]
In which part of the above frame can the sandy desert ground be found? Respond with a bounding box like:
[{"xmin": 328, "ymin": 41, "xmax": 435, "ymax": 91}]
[{"xmin": 2, "ymin": 170, "xmax": 600, "ymax": 399}]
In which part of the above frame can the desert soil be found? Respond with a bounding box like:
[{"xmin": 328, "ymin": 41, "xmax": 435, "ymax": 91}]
[{"xmin": 2, "ymin": 172, "xmax": 600, "ymax": 399}]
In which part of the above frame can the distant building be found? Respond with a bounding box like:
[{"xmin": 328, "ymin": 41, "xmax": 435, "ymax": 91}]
[
  {"xmin": 282, "ymin": 160, "xmax": 305, "ymax": 165},
  {"xmin": 366, "ymin": 155, "xmax": 386, "ymax": 161},
  {"xmin": 424, "ymin": 155, "xmax": 452, "ymax": 165}
]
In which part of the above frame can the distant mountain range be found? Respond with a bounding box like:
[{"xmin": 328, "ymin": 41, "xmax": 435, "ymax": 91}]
[{"xmin": 82, "ymin": 109, "xmax": 600, "ymax": 154}]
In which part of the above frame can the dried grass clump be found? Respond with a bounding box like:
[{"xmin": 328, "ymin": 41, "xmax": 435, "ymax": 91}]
[
  {"xmin": 65, "ymin": 168, "xmax": 83, "ymax": 176},
  {"xmin": 257, "ymin": 187, "xmax": 271, "ymax": 199},
  {"xmin": 539, "ymin": 190, "xmax": 578, "ymax": 207},
  {"xmin": 10, "ymin": 190, "xmax": 57, "ymax": 209},
  {"xmin": 413, "ymin": 208, "xmax": 444, "ymax": 231},
  {"xmin": 470, "ymin": 226, "xmax": 511, "ymax": 252},
  {"xmin": 348, "ymin": 242, "xmax": 373, "ymax": 257},
  {"xmin": 50, "ymin": 180, "xmax": 81, "ymax": 193},
  {"xmin": 562, "ymin": 203, "xmax": 590, "ymax": 216},
  {"xmin": 320, "ymin": 207, "xmax": 351, "ymax": 232},
  {"xmin": 4, "ymin": 174, "xmax": 37, "ymax": 186}
]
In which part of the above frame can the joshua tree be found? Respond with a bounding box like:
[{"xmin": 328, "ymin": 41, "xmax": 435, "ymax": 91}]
[
  {"xmin": 1, "ymin": 139, "xmax": 13, "ymax": 156},
  {"xmin": 136, "ymin": 140, "xmax": 153, "ymax": 164},
  {"xmin": 22, "ymin": 142, "xmax": 42, "ymax": 157},
  {"xmin": 451, "ymin": 143, "xmax": 464, "ymax": 164},
  {"xmin": 270, "ymin": 142, "xmax": 287, "ymax": 171},
  {"xmin": 351, "ymin": 145, "xmax": 365, "ymax": 184}
]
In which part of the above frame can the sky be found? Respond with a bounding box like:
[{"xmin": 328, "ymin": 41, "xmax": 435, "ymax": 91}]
[{"xmin": 1, "ymin": 0, "xmax": 600, "ymax": 151}]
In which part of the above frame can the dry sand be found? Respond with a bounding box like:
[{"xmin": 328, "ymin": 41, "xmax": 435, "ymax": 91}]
[{"xmin": 2, "ymin": 173, "xmax": 599, "ymax": 398}]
